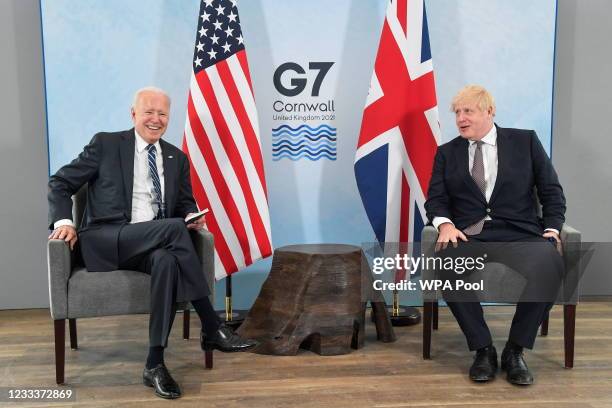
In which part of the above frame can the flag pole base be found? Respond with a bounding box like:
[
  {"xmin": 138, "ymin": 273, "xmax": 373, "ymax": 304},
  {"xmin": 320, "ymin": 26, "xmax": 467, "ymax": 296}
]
[
  {"xmin": 371, "ymin": 304, "xmax": 421, "ymax": 326},
  {"xmin": 217, "ymin": 276, "xmax": 248, "ymax": 329},
  {"xmin": 214, "ymin": 309, "xmax": 248, "ymax": 330}
]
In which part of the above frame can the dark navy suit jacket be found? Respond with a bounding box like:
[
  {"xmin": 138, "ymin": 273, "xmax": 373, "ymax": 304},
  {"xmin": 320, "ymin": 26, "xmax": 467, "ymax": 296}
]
[
  {"xmin": 48, "ymin": 128, "xmax": 198, "ymax": 271},
  {"xmin": 424, "ymin": 125, "xmax": 566, "ymax": 236}
]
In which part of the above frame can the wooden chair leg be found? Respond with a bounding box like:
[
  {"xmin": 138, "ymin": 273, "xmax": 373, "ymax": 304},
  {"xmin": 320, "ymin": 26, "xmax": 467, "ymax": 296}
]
[
  {"xmin": 183, "ymin": 309, "xmax": 190, "ymax": 340},
  {"xmin": 423, "ymin": 302, "xmax": 433, "ymax": 359},
  {"xmin": 68, "ymin": 319, "xmax": 78, "ymax": 350},
  {"xmin": 432, "ymin": 301, "xmax": 439, "ymax": 330},
  {"xmin": 370, "ymin": 300, "xmax": 396, "ymax": 342},
  {"xmin": 54, "ymin": 319, "xmax": 65, "ymax": 384},
  {"xmin": 205, "ymin": 350, "xmax": 213, "ymax": 369},
  {"xmin": 564, "ymin": 304, "xmax": 576, "ymax": 368},
  {"xmin": 540, "ymin": 312, "xmax": 549, "ymax": 336}
]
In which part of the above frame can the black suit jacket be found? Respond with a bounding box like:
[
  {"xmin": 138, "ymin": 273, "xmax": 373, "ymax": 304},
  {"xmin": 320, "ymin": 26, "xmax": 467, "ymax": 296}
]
[
  {"xmin": 424, "ymin": 125, "xmax": 566, "ymax": 236},
  {"xmin": 48, "ymin": 128, "xmax": 198, "ymax": 271}
]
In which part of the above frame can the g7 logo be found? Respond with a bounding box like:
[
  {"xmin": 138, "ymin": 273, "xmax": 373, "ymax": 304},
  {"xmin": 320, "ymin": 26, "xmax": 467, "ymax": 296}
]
[{"xmin": 273, "ymin": 62, "xmax": 334, "ymax": 97}]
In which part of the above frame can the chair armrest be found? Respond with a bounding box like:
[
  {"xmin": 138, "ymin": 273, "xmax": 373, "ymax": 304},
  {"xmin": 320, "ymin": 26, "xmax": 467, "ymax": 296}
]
[
  {"xmin": 421, "ymin": 225, "xmax": 438, "ymax": 257},
  {"xmin": 47, "ymin": 239, "xmax": 72, "ymax": 320},
  {"xmin": 561, "ymin": 223, "xmax": 581, "ymax": 245},
  {"xmin": 560, "ymin": 224, "xmax": 582, "ymax": 305},
  {"xmin": 420, "ymin": 226, "xmax": 439, "ymax": 290},
  {"xmin": 190, "ymin": 229, "xmax": 215, "ymax": 301}
]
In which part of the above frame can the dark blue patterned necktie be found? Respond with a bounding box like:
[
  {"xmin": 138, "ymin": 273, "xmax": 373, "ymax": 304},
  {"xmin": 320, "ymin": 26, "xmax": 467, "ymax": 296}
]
[{"xmin": 146, "ymin": 144, "xmax": 165, "ymax": 219}]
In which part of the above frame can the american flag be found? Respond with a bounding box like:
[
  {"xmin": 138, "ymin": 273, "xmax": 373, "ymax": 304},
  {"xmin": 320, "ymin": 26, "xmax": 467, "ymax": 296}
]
[
  {"xmin": 182, "ymin": 0, "xmax": 272, "ymax": 279},
  {"xmin": 355, "ymin": 0, "xmax": 440, "ymax": 251}
]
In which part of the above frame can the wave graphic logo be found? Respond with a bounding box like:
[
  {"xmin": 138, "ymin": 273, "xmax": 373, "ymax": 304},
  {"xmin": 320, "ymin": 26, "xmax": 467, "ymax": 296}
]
[{"xmin": 272, "ymin": 124, "xmax": 337, "ymax": 161}]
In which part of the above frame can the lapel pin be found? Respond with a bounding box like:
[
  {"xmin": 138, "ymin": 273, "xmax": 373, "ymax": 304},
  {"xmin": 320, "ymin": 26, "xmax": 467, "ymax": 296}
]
[{"xmin": 167, "ymin": 155, "xmax": 174, "ymax": 159}]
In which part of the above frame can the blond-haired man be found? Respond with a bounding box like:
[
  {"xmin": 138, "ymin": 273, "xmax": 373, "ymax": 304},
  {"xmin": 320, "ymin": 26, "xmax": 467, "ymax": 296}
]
[{"xmin": 425, "ymin": 85, "xmax": 566, "ymax": 385}]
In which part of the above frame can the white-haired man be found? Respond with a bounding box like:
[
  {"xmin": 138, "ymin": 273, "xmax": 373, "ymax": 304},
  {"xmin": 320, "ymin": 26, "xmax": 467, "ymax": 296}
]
[{"xmin": 48, "ymin": 87, "xmax": 256, "ymax": 399}]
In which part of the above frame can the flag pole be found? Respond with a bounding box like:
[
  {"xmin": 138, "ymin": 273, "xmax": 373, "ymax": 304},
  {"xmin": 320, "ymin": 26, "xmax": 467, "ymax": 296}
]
[
  {"xmin": 392, "ymin": 289, "xmax": 400, "ymax": 316},
  {"xmin": 225, "ymin": 275, "xmax": 233, "ymax": 321},
  {"xmin": 215, "ymin": 274, "xmax": 248, "ymax": 329},
  {"xmin": 390, "ymin": 247, "xmax": 421, "ymax": 325}
]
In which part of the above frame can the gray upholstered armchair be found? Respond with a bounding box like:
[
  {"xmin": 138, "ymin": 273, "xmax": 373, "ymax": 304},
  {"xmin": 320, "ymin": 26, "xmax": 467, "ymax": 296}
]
[
  {"xmin": 420, "ymin": 222, "xmax": 581, "ymax": 368},
  {"xmin": 47, "ymin": 186, "xmax": 215, "ymax": 384}
]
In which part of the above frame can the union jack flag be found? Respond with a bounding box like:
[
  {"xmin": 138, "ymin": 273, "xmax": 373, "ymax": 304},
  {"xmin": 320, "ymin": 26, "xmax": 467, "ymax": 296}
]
[
  {"xmin": 182, "ymin": 0, "xmax": 273, "ymax": 279},
  {"xmin": 355, "ymin": 0, "xmax": 440, "ymax": 250}
]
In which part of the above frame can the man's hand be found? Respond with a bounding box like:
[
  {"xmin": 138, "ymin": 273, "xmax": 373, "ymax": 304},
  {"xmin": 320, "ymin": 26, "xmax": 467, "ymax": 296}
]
[
  {"xmin": 186, "ymin": 213, "xmax": 207, "ymax": 231},
  {"xmin": 48, "ymin": 225, "xmax": 78, "ymax": 250},
  {"xmin": 543, "ymin": 230, "xmax": 562, "ymax": 254},
  {"xmin": 435, "ymin": 222, "xmax": 468, "ymax": 252}
]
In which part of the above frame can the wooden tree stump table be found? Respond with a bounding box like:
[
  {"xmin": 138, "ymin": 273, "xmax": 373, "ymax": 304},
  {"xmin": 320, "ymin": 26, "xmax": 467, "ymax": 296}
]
[{"xmin": 237, "ymin": 244, "xmax": 395, "ymax": 356}]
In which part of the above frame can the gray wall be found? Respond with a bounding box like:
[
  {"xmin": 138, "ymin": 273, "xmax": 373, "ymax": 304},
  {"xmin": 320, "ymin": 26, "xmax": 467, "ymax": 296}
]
[
  {"xmin": 0, "ymin": 0, "xmax": 49, "ymax": 309},
  {"xmin": 552, "ymin": 0, "xmax": 612, "ymax": 295},
  {"xmin": 1, "ymin": 0, "xmax": 611, "ymax": 309}
]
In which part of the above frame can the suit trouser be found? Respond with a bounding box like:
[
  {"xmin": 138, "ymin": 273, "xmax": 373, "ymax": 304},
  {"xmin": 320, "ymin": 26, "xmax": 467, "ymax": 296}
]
[
  {"xmin": 117, "ymin": 218, "xmax": 213, "ymax": 347},
  {"xmin": 440, "ymin": 220, "xmax": 564, "ymax": 351}
]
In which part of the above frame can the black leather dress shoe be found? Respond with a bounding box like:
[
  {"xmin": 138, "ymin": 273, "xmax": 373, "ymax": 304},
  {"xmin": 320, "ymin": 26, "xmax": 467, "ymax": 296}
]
[
  {"xmin": 201, "ymin": 324, "xmax": 258, "ymax": 352},
  {"xmin": 501, "ymin": 346, "xmax": 534, "ymax": 385},
  {"xmin": 143, "ymin": 364, "xmax": 182, "ymax": 399},
  {"xmin": 469, "ymin": 345, "xmax": 498, "ymax": 382}
]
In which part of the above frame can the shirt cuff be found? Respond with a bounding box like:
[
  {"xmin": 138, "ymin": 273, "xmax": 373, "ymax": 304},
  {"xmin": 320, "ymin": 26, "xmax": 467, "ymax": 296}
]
[
  {"xmin": 544, "ymin": 228, "xmax": 559, "ymax": 235},
  {"xmin": 432, "ymin": 217, "xmax": 454, "ymax": 231},
  {"xmin": 54, "ymin": 219, "xmax": 75, "ymax": 230}
]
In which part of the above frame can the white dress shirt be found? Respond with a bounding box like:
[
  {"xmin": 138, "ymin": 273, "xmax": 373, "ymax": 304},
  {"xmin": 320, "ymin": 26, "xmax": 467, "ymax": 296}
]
[
  {"xmin": 432, "ymin": 126, "xmax": 497, "ymax": 230},
  {"xmin": 432, "ymin": 126, "xmax": 558, "ymax": 234},
  {"xmin": 131, "ymin": 131, "xmax": 165, "ymax": 223},
  {"xmin": 468, "ymin": 127, "xmax": 498, "ymax": 203},
  {"xmin": 53, "ymin": 130, "xmax": 165, "ymax": 228}
]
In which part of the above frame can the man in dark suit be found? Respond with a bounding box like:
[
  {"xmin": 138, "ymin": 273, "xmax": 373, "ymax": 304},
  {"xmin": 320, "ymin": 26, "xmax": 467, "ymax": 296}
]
[
  {"xmin": 424, "ymin": 85, "xmax": 566, "ymax": 385},
  {"xmin": 48, "ymin": 87, "xmax": 256, "ymax": 399}
]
